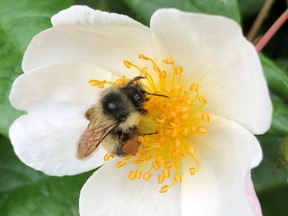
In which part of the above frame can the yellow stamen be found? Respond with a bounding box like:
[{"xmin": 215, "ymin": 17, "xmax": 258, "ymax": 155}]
[
  {"xmin": 143, "ymin": 172, "xmax": 152, "ymax": 181},
  {"xmin": 123, "ymin": 60, "xmax": 132, "ymax": 68},
  {"xmin": 197, "ymin": 126, "xmax": 206, "ymax": 134},
  {"xmin": 202, "ymin": 113, "xmax": 210, "ymax": 122},
  {"xmin": 158, "ymin": 174, "xmax": 165, "ymax": 184},
  {"xmin": 116, "ymin": 161, "xmax": 126, "ymax": 168},
  {"xmin": 128, "ymin": 171, "xmax": 136, "ymax": 180},
  {"xmin": 163, "ymin": 57, "xmax": 175, "ymax": 64},
  {"xmin": 159, "ymin": 185, "xmax": 169, "ymax": 193},
  {"xmin": 190, "ymin": 83, "xmax": 199, "ymax": 92},
  {"xmin": 103, "ymin": 153, "xmax": 114, "ymax": 162},
  {"xmin": 89, "ymin": 80, "xmax": 106, "ymax": 88},
  {"xmin": 174, "ymin": 175, "xmax": 182, "ymax": 182},
  {"xmin": 94, "ymin": 54, "xmax": 210, "ymax": 192},
  {"xmin": 189, "ymin": 167, "xmax": 197, "ymax": 175}
]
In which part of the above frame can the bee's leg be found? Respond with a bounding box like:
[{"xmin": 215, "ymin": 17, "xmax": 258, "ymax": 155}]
[
  {"xmin": 137, "ymin": 108, "xmax": 148, "ymax": 115},
  {"xmin": 114, "ymin": 146, "xmax": 127, "ymax": 157},
  {"xmin": 143, "ymin": 131, "xmax": 157, "ymax": 136},
  {"xmin": 116, "ymin": 127, "xmax": 140, "ymax": 156}
]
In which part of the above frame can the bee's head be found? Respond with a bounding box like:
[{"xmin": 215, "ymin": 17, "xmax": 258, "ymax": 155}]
[
  {"xmin": 122, "ymin": 81, "xmax": 146, "ymax": 108},
  {"xmin": 101, "ymin": 91, "xmax": 129, "ymax": 122}
]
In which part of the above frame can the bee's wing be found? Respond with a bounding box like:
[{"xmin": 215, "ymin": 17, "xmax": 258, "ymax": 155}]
[{"xmin": 78, "ymin": 117, "xmax": 119, "ymax": 159}]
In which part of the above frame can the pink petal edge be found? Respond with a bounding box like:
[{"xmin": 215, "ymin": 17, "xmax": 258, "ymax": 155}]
[{"xmin": 246, "ymin": 172, "xmax": 262, "ymax": 216}]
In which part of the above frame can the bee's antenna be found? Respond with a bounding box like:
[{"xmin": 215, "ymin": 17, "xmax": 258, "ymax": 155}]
[
  {"xmin": 146, "ymin": 92, "xmax": 169, "ymax": 98},
  {"xmin": 128, "ymin": 76, "xmax": 168, "ymax": 98}
]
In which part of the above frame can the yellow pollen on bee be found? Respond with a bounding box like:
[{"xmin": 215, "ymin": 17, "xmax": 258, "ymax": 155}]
[{"xmin": 93, "ymin": 54, "xmax": 210, "ymax": 193}]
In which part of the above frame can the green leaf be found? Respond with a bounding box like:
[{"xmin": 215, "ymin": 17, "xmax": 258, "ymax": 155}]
[
  {"xmin": 268, "ymin": 98, "xmax": 288, "ymax": 135},
  {"xmin": 0, "ymin": 135, "xmax": 92, "ymax": 216},
  {"xmin": 253, "ymin": 135, "xmax": 288, "ymax": 216},
  {"xmin": 275, "ymin": 58, "xmax": 288, "ymax": 72},
  {"xmin": 122, "ymin": 0, "xmax": 240, "ymax": 25},
  {"xmin": 238, "ymin": 0, "xmax": 265, "ymax": 19},
  {"xmin": 0, "ymin": 0, "xmax": 74, "ymax": 137},
  {"xmin": 260, "ymin": 54, "xmax": 288, "ymax": 102},
  {"xmin": 253, "ymin": 135, "xmax": 287, "ymax": 191},
  {"xmin": 275, "ymin": 136, "xmax": 288, "ymax": 172},
  {"xmin": 258, "ymin": 184, "xmax": 288, "ymax": 216}
]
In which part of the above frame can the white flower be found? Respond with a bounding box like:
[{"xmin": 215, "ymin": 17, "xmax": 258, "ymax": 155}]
[{"xmin": 9, "ymin": 6, "xmax": 272, "ymax": 216}]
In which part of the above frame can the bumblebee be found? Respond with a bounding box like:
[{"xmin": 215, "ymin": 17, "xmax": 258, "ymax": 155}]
[{"xmin": 78, "ymin": 76, "xmax": 149, "ymax": 158}]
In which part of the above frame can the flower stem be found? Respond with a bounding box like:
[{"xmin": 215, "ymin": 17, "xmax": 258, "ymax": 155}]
[
  {"xmin": 256, "ymin": 9, "xmax": 288, "ymax": 52},
  {"xmin": 246, "ymin": 0, "xmax": 274, "ymax": 42}
]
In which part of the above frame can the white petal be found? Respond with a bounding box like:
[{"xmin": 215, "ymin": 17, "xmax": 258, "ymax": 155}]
[
  {"xmin": 150, "ymin": 9, "xmax": 272, "ymax": 134},
  {"xmin": 23, "ymin": 6, "xmax": 156, "ymax": 77},
  {"xmin": 80, "ymin": 158, "xmax": 181, "ymax": 216},
  {"xmin": 10, "ymin": 114, "xmax": 106, "ymax": 176},
  {"xmin": 51, "ymin": 5, "xmax": 144, "ymax": 28},
  {"xmin": 181, "ymin": 115, "xmax": 262, "ymax": 216},
  {"xmin": 9, "ymin": 62, "xmax": 118, "ymax": 175},
  {"xmin": 10, "ymin": 62, "xmax": 117, "ymax": 112},
  {"xmin": 245, "ymin": 172, "xmax": 262, "ymax": 216}
]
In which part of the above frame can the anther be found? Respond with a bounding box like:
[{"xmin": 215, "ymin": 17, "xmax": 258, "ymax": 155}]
[
  {"xmin": 103, "ymin": 153, "xmax": 114, "ymax": 162},
  {"xmin": 152, "ymin": 161, "xmax": 160, "ymax": 170},
  {"xmin": 128, "ymin": 171, "xmax": 136, "ymax": 180},
  {"xmin": 174, "ymin": 175, "xmax": 182, "ymax": 182},
  {"xmin": 165, "ymin": 161, "xmax": 172, "ymax": 169},
  {"xmin": 188, "ymin": 146, "xmax": 196, "ymax": 154},
  {"xmin": 138, "ymin": 54, "xmax": 148, "ymax": 60},
  {"xmin": 123, "ymin": 60, "xmax": 132, "ymax": 68},
  {"xmin": 143, "ymin": 172, "xmax": 152, "ymax": 181},
  {"xmin": 163, "ymin": 169, "xmax": 170, "ymax": 178},
  {"xmin": 189, "ymin": 167, "xmax": 196, "ymax": 175},
  {"xmin": 159, "ymin": 70, "xmax": 167, "ymax": 78},
  {"xmin": 153, "ymin": 65, "xmax": 160, "ymax": 72},
  {"xmin": 197, "ymin": 126, "xmax": 206, "ymax": 134},
  {"xmin": 175, "ymin": 67, "xmax": 183, "ymax": 74},
  {"xmin": 141, "ymin": 67, "xmax": 148, "ymax": 76},
  {"xmin": 163, "ymin": 57, "xmax": 174, "ymax": 64},
  {"xmin": 190, "ymin": 83, "xmax": 199, "ymax": 92},
  {"xmin": 158, "ymin": 174, "xmax": 165, "ymax": 184},
  {"xmin": 159, "ymin": 185, "xmax": 169, "ymax": 193},
  {"xmin": 198, "ymin": 96, "xmax": 207, "ymax": 103},
  {"xmin": 202, "ymin": 113, "xmax": 210, "ymax": 122},
  {"xmin": 89, "ymin": 80, "xmax": 106, "ymax": 88},
  {"xmin": 136, "ymin": 170, "xmax": 142, "ymax": 179},
  {"xmin": 116, "ymin": 161, "xmax": 126, "ymax": 168},
  {"xmin": 114, "ymin": 76, "xmax": 126, "ymax": 86}
]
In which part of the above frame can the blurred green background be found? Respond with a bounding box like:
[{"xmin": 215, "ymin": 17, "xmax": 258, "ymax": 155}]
[{"xmin": 0, "ymin": 0, "xmax": 287, "ymax": 215}]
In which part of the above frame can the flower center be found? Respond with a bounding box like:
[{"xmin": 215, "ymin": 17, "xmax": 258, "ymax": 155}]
[{"xmin": 91, "ymin": 54, "xmax": 210, "ymax": 193}]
